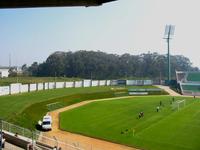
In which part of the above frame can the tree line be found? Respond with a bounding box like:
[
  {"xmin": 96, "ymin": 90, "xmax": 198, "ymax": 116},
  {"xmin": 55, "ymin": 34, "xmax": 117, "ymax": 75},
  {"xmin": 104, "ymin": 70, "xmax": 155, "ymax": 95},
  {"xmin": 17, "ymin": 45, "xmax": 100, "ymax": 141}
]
[{"xmin": 21, "ymin": 50, "xmax": 198, "ymax": 80}]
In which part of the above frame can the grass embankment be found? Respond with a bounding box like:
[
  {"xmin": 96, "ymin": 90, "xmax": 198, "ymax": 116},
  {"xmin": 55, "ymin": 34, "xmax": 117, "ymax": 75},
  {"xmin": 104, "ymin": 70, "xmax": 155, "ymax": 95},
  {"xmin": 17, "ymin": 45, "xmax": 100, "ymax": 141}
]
[
  {"xmin": 60, "ymin": 96, "xmax": 200, "ymax": 150},
  {"xmin": 0, "ymin": 86, "xmax": 111, "ymax": 126},
  {"xmin": 0, "ymin": 77, "xmax": 80, "ymax": 86}
]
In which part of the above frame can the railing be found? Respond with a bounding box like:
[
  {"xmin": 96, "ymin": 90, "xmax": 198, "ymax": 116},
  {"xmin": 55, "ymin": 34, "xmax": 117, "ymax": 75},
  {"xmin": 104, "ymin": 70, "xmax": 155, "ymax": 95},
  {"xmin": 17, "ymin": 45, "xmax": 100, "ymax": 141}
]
[{"xmin": 0, "ymin": 120, "xmax": 85, "ymax": 150}]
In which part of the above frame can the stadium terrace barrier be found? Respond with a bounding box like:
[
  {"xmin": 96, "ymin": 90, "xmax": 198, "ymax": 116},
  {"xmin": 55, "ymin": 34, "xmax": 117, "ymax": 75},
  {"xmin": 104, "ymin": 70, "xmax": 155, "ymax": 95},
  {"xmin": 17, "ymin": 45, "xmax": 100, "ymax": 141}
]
[
  {"xmin": 0, "ymin": 120, "xmax": 84, "ymax": 150},
  {"xmin": 129, "ymin": 92, "xmax": 148, "ymax": 95},
  {"xmin": 0, "ymin": 79, "xmax": 152, "ymax": 96},
  {"xmin": 128, "ymin": 88, "xmax": 162, "ymax": 92},
  {"xmin": 176, "ymin": 71, "xmax": 200, "ymax": 96},
  {"xmin": 127, "ymin": 80, "xmax": 153, "ymax": 86}
]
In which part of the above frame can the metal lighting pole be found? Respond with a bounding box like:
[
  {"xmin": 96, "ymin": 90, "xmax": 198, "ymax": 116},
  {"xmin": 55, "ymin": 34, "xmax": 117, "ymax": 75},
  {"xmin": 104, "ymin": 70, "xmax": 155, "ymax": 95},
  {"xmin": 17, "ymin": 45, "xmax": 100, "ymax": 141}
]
[
  {"xmin": 167, "ymin": 35, "xmax": 170, "ymax": 81},
  {"xmin": 164, "ymin": 25, "xmax": 175, "ymax": 84}
]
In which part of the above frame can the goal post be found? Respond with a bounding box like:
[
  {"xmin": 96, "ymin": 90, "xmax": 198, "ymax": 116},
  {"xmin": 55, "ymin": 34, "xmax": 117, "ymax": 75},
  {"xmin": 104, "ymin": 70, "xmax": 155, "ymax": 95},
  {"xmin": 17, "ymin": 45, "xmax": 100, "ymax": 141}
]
[{"xmin": 172, "ymin": 99, "xmax": 186, "ymax": 111}]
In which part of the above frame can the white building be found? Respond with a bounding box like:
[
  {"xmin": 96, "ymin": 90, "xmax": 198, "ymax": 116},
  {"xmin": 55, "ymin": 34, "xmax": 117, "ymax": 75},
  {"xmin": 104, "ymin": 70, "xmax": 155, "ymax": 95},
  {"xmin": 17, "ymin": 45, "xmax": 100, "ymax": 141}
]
[{"xmin": 0, "ymin": 68, "xmax": 9, "ymax": 78}]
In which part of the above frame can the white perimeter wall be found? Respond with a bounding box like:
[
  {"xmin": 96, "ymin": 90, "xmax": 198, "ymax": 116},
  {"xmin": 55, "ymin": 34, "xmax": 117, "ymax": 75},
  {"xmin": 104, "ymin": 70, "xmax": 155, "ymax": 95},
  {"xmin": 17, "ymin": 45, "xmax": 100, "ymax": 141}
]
[
  {"xmin": 30, "ymin": 84, "xmax": 37, "ymax": 92},
  {"xmin": 75, "ymin": 81, "xmax": 83, "ymax": 88},
  {"xmin": 92, "ymin": 80, "xmax": 98, "ymax": 86},
  {"xmin": 56, "ymin": 82, "xmax": 65, "ymax": 89},
  {"xmin": 49, "ymin": 82, "xmax": 55, "ymax": 89},
  {"xmin": 83, "ymin": 80, "xmax": 91, "ymax": 87},
  {"xmin": 21, "ymin": 84, "xmax": 28, "ymax": 93},
  {"xmin": 0, "ymin": 79, "xmax": 138, "ymax": 96},
  {"xmin": 65, "ymin": 82, "xmax": 74, "ymax": 88},
  {"xmin": 10, "ymin": 83, "xmax": 21, "ymax": 94},
  {"xmin": 144, "ymin": 80, "xmax": 153, "ymax": 85},
  {"xmin": 106, "ymin": 80, "xmax": 111, "ymax": 86},
  {"xmin": 127, "ymin": 80, "xmax": 137, "ymax": 86},
  {"xmin": 44, "ymin": 83, "xmax": 48, "ymax": 90},
  {"xmin": 110, "ymin": 80, "xmax": 118, "ymax": 86},
  {"xmin": 0, "ymin": 86, "xmax": 9, "ymax": 96},
  {"xmin": 99, "ymin": 80, "xmax": 106, "ymax": 86},
  {"xmin": 37, "ymin": 83, "xmax": 44, "ymax": 91}
]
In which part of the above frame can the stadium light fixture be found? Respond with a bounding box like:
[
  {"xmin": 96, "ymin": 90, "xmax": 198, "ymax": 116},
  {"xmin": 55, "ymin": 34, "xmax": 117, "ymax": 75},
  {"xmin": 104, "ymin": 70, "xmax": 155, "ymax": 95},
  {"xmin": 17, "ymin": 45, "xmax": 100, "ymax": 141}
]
[{"xmin": 164, "ymin": 25, "xmax": 175, "ymax": 83}]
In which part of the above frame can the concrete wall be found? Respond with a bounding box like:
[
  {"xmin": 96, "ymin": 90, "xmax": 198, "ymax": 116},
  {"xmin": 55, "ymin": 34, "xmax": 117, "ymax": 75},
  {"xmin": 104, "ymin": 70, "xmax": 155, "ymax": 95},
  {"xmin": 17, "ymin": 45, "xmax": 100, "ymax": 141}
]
[
  {"xmin": 21, "ymin": 84, "xmax": 28, "ymax": 93},
  {"xmin": 92, "ymin": 80, "xmax": 98, "ymax": 86},
  {"xmin": 48, "ymin": 82, "xmax": 55, "ymax": 89},
  {"xmin": 144, "ymin": 80, "xmax": 153, "ymax": 85},
  {"xmin": 75, "ymin": 81, "xmax": 83, "ymax": 88},
  {"xmin": 29, "ymin": 84, "xmax": 37, "ymax": 92},
  {"xmin": 44, "ymin": 83, "xmax": 49, "ymax": 90},
  {"xmin": 37, "ymin": 83, "xmax": 44, "ymax": 91},
  {"xmin": 127, "ymin": 80, "xmax": 153, "ymax": 86},
  {"xmin": 55, "ymin": 82, "xmax": 65, "ymax": 89},
  {"xmin": 10, "ymin": 83, "xmax": 21, "ymax": 94},
  {"xmin": 83, "ymin": 80, "xmax": 91, "ymax": 87},
  {"xmin": 106, "ymin": 80, "xmax": 111, "ymax": 86},
  {"xmin": 110, "ymin": 80, "xmax": 118, "ymax": 86},
  {"xmin": 99, "ymin": 80, "xmax": 106, "ymax": 86},
  {"xmin": 0, "ymin": 79, "xmax": 154, "ymax": 97},
  {"xmin": 65, "ymin": 82, "xmax": 74, "ymax": 88},
  {"xmin": 0, "ymin": 86, "xmax": 9, "ymax": 96}
]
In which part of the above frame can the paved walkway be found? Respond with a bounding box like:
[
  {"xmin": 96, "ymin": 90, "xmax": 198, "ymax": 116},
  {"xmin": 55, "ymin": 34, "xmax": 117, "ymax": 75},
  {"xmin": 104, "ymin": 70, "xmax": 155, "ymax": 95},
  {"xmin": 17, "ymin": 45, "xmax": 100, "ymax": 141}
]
[
  {"xmin": 44, "ymin": 96, "xmax": 138, "ymax": 150},
  {"xmin": 4, "ymin": 142, "xmax": 24, "ymax": 150},
  {"xmin": 155, "ymin": 85, "xmax": 181, "ymax": 96}
]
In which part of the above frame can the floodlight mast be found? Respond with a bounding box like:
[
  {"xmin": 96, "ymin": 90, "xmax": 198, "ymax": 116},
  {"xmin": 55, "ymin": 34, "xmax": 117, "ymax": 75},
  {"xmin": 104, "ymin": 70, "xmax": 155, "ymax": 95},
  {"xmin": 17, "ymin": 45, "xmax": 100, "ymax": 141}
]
[{"xmin": 164, "ymin": 25, "xmax": 175, "ymax": 83}]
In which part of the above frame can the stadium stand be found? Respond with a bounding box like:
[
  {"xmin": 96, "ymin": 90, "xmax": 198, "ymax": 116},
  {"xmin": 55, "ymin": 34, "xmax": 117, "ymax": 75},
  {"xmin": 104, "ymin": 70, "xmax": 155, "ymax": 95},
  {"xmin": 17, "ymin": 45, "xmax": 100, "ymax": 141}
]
[{"xmin": 176, "ymin": 71, "xmax": 200, "ymax": 95}]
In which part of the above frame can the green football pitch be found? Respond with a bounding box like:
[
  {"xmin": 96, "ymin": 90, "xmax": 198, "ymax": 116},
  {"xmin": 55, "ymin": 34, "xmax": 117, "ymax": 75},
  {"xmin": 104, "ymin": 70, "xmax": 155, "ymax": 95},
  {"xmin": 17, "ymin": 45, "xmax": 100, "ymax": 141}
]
[
  {"xmin": 0, "ymin": 85, "xmax": 164, "ymax": 129},
  {"xmin": 60, "ymin": 96, "xmax": 200, "ymax": 150}
]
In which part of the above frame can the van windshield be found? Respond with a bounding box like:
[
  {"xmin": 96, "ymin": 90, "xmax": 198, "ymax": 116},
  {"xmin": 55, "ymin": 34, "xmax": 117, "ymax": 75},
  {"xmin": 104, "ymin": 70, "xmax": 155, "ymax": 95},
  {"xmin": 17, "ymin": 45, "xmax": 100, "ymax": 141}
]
[{"xmin": 43, "ymin": 121, "xmax": 51, "ymax": 125}]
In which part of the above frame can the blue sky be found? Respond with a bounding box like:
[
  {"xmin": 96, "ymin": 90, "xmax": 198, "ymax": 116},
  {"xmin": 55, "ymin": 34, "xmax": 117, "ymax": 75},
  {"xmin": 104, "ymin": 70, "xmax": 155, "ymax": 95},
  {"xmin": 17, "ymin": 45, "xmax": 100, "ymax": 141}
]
[{"xmin": 0, "ymin": 0, "xmax": 200, "ymax": 67}]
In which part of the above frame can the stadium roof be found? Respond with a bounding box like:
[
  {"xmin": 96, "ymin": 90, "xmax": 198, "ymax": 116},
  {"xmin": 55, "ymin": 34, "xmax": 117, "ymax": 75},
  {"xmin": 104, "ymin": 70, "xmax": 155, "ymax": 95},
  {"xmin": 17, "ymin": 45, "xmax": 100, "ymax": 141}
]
[{"xmin": 0, "ymin": 0, "xmax": 117, "ymax": 9}]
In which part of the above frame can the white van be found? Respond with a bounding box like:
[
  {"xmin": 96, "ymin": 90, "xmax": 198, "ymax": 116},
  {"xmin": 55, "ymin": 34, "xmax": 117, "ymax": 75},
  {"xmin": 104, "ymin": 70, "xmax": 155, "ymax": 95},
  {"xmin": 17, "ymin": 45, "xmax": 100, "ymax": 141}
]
[{"xmin": 41, "ymin": 115, "xmax": 52, "ymax": 130}]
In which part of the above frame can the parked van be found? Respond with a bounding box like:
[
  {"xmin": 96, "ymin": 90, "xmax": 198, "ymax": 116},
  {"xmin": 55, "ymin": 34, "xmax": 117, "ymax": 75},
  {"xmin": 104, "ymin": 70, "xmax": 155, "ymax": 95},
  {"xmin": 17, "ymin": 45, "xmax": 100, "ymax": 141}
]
[{"xmin": 41, "ymin": 115, "xmax": 52, "ymax": 130}]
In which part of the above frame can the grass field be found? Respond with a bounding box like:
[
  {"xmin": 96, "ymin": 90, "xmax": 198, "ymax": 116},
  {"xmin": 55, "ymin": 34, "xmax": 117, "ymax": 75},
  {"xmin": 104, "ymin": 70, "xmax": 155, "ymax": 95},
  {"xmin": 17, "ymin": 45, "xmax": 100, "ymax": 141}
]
[
  {"xmin": 0, "ymin": 76, "xmax": 80, "ymax": 86},
  {"xmin": 0, "ymin": 86, "xmax": 111, "ymax": 126},
  {"xmin": 60, "ymin": 96, "xmax": 200, "ymax": 150},
  {"xmin": 0, "ymin": 85, "xmax": 165, "ymax": 129}
]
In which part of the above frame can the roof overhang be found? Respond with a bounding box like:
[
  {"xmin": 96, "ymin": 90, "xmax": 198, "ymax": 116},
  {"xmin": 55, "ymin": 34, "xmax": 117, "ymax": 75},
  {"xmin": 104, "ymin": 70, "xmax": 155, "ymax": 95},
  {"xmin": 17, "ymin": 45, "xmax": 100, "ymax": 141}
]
[{"xmin": 0, "ymin": 0, "xmax": 117, "ymax": 9}]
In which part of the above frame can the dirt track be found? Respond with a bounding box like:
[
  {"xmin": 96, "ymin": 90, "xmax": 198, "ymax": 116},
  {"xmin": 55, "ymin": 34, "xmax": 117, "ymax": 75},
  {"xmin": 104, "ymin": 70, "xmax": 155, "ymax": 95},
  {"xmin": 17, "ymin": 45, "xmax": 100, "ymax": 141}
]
[{"xmin": 44, "ymin": 96, "xmax": 138, "ymax": 150}]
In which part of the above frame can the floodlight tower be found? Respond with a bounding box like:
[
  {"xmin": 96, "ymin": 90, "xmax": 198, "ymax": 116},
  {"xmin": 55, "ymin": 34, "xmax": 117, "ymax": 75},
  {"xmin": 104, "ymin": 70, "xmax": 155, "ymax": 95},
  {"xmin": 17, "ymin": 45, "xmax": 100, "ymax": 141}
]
[{"xmin": 164, "ymin": 25, "xmax": 175, "ymax": 83}]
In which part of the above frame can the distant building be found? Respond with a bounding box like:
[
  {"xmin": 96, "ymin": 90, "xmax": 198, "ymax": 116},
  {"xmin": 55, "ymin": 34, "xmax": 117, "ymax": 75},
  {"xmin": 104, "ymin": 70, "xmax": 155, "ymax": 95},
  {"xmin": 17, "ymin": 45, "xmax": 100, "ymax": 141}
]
[
  {"xmin": 11, "ymin": 66, "xmax": 22, "ymax": 74},
  {"xmin": 0, "ymin": 67, "xmax": 9, "ymax": 78}
]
